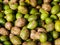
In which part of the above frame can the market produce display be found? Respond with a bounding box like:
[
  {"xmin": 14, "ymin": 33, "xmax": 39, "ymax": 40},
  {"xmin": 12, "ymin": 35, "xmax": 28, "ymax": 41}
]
[{"xmin": 0, "ymin": 0, "xmax": 60, "ymax": 45}]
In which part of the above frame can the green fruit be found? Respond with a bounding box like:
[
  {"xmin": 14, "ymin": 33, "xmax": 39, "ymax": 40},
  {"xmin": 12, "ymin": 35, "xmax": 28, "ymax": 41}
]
[
  {"xmin": 50, "ymin": 15, "xmax": 57, "ymax": 20},
  {"xmin": 53, "ymin": 0, "xmax": 60, "ymax": 2},
  {"xmin": 51, "ymin": 5, "xmax": 60, "ymax": 14},
  {"xmin": 20, "ymin": 28, "xmax": 29, "ymax": 40},
  {"xmin": 4, "ymin": 5, "xmax": 10, "ymax": 10},
  {"xmin": 39, "ymin": 8, "xmax": 49, "ymax": 14},
  {"xmin": 30, "ymin": 8, "xmax": 38, "ymax": 14},
  {"xmin": 4, "ymin": 9, "xmax": 13, "ymax": 14},
  {"xmin": 41, "ymin": 13, "xmax": 48, "ymax": 20},
  {"xmin": 20, "ymin": 2, "xmax": 26, "ymax": 6},
  {"xmin": 45, "ymin": 18, "xmax": 52, "ymax": 24},
  {"xmin": 51, "ymin": 1, "xmax": 58, "ymax": 5},
  {"xmin": 0, "ymin": 12, "xmax": 4, "ymax": 18},
  {"xmin": 16, "ymin": 13, "xmax": 23, "ymax": 19},
  {"xmin": 10, "ymin": 36, "xmax": 21, "ymax": 44},
  {"xmin": 28, "ymin": 15, "xmax": 37, "ymax": 22},
  {"xmin": 25, "ymin": 0, "xmax": 30, "ymax": 4},
  {"xmin": 0, "ymin": 0, "xmax": 2, "ymax": 3},
  {"xmin": 40, "ymin": 33, "xmax": 47, "ymax": 43},
  {"xmin": 18, "ymin": 6, "xmax": 28, "ymax": 14},
  {"xmin": 24, "ymin": 14, "xmax": 29, "ymax": 19},
  {"xmin": 9, "ymin": 3, "xmax": 18, "ymax": 10},
  {"xmin": 57, "ymin": 12, "xmax": 60, "ymax": 17},
  {"xmin": 55, "ymin": 20, "xmax": 60, "ymax": 32},
  {"xmin": 53, "ymin": 31, "xmax": 59, "ymax": 39},
  {"xmin": 0, "ymin": 36, "xmax": 8, "ymax": 42},
  {"xmin": 57, "ymin": 12, "xmax": 60, "ymax": 20},
  {"xmin": 5, "ymin": 14, "xmax": 15, "ymax": 22},
  {"xmin": 0, "ymin": 18, "xmax": 6, "ymax": 25},
  {"xmin": 4, "ymin": 41, "xmax": 11, "ymax": 45},
  {"xmin": 27, "ymin": 21, "xmax": 37, "ymax": 29}
]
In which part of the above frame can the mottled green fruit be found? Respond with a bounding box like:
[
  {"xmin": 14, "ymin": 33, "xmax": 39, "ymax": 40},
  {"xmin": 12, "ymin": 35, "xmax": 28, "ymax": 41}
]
[
  {"xmin": 0, "ymin": 36, "xmax": 8, "ymax": 41},
  {"xmin": 51, "ymin": 5, "xmax": 60, "ymax": 14},
  {"xmin": 18, "ymin": 6, "xmax": 28, "ymax": 14},
  {"xmin": 40, "ymin": 33, "xmax": 47, "ymax": 43},
  {"xmin": 10, "ymin": 36, "xmax": 21, "ymax": 44},
  {"xmin": 20, "ymin": 27, "xmax": 29, "ymax": 40},
  {"xmin": 4, "ymin": 41, "xmax": 11, "ymax": 45},
  {"xmin": 41, "ymin": 13, "xmax": 48, "ymax": 20},
  {"xmin": 53, "ymin": 31, "xmax": 59, "ymax": 39},
  {"xmin": 27, "ymin": 21, "xmax": 37, "ymax": 29},
  {"xmin": 30, "ymin": 8, "xmax": 38, "ymax": 14},
  {"xmin": 28, "ymin": 15, "xmax": 37, "ymax": 22},
  {"xmin": 16, "ymin": 13, "xmax": 23, "ymax": 19}
]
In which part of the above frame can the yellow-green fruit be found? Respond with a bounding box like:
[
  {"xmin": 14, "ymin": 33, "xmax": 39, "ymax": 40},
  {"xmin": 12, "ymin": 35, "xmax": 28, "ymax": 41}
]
[
  {"xmin": 51, "ymin": 5, "xmax": 60, "ymax": 14},
  {"xmin": 10, "ymin": 36, "xmax": 21, "ymax": 44},
  {"xmin": 55, "ymin": 20, "xmax": 60, "ymax": 32},
  {"xmin": 18, "ymin": 6, "xmax": 28, "ymax": 14},
  {"xmin": 20, "ymin": 28, "xmax": 29, "ymax": 40}
]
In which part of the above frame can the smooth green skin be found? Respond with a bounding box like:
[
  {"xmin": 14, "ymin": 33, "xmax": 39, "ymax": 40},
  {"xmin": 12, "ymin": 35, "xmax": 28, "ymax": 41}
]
[
  {"xmin": 27, "ymin": 41, "xmax": 36, "ymax": 45},
  {"xmin": 20, "ymin": 2, "xmax": 26, "ymax": 6},
  {"xmin": 20, "ymin": 28, "xmax": 29, "ymax": 40},
  {"xmin": 0, "ymin": 0, "xmax": 2, "ymax": 3},
  {"xmin": 24, "ymin": 14, "xmax": 29, "ymax": 19},
  {"xmin": 39, "ymin": 8, "xmax": 49, "ymax": 14},
  {"xmin": 51, "ymin": 1, "xmax": 58, "ymax": 6},
  {"xmin": 0, "ymin": 36, "xmax": 8, "ymax": 42},
  {"xmin": 10, "ymin": 36, "xmax": 21, "ymax": 44},
  {"xmin": 51, "ymin": 5, "xmax": 60, "ymax": 14},
  {"xmin": 28, "ymin": 15, "xmax": 37, "ymax": 22},
  {"xmin": 57, "ymin": 12, "xmax": 60, "ymax": 20},
  {"xmin": 4, "ymin": 41, "xmax": 11, "ymax": 45},
  {"xmin": 40, "ymin": 33, "xmax": 47, "ymax": 43},
  {"xmin": 0, "ymin": 12, "xmax": 4, "ymax": 18},
  {"xmin": 18, "ymin": 6, "xmax": 28, "ymax": 14},
  {"xmin": 50, "ymin": 15, "xmax": 57, "ymax": 20},
  {"xmin": 41, "ymin": 13, "xmax": 48, "ymax": 20},
  {"xmin": 53, "ymin": 31, "xmax": 59, "ymax": 39},
  {"xmin": 4, "ymin": 5, "xmax": 10, "ymax": 10},
  {"xmin": 16, "ymin": 13, "xmax": 23, "ymax": 19},
  {"xmin": 0, "ymin": 18, "xmax": 6, "ymax": 25},
  {"xmin": 5, "ymin": 14, "xmax": 15, "ymax": 22},
  {"xmin": 53, "ymin": 0, "xmax": 60, "ymax": 2},
  {"xmin": 27, "ymin": 21, "xmax": 37, "ymax": 29},
  {"xmin": 9, "ymin": 3, "xmax": 18, "ymax": 10},
  {"xmin": 55, "ymin": 20, "xmax": 60, "ymax": 32},
  {"xmin": 45, "ymin": 18, "xmax": 52, "ymax": 24},
  {"xmin": 57, "ymin": 12, "xmax": 60, "ymax": 17},
  {"xmin": 4, "ymin": 9, "xmax": 13, "ymax": 14},
  {"xmin": 30, "ymin": 8, "xmax": 38, "ymax": 15}
]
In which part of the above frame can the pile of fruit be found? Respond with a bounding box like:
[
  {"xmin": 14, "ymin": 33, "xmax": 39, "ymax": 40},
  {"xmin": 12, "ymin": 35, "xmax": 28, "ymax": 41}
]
[{"xmin": 0, "ymin": 0, "xmax": 60, "ymax": 45}]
